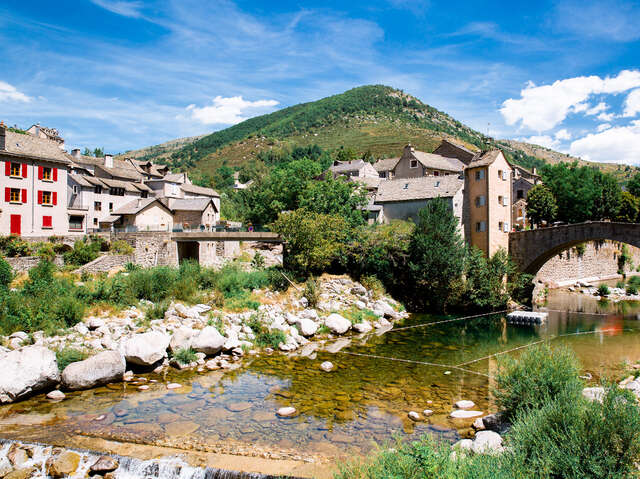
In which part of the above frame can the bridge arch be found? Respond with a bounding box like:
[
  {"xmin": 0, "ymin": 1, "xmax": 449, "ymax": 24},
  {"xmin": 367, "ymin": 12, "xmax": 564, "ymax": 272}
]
[{"xmin": 509, "ymin": 222, "xmax": 640, "ymax": 275}]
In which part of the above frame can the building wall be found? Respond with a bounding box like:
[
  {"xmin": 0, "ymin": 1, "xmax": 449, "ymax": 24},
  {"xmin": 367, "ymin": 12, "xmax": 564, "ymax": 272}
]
[
  {"xmin": 393, "ymin": 153, "xmax": 425, "ymax": 179},
  {"xmin": 433, "ymin": 141, "xmax": 475, "ymax": 164},
  {"xmin": 119, "ymin": 203, "xmax": 173, "ymax": 231},
  {"xmin": 466, "ymin": 166, "xmax": 489, "ymax": 254},
  {"xmin": 1, "ymin": 156, "xmax": 69, "ymax": 236},
  {"xmin": 486, "ymin": 154, "xmax": 512, "ymax": 255}
]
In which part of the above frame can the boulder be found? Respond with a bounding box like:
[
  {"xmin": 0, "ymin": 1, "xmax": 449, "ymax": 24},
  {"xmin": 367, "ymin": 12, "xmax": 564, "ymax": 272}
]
[
  {"xmin": 169, "ymin": 327, "xmax": 196, "ymax": 353},
  {"xmin": 62, "ymin": 351, "xmax": 126, "ymax": 390},
  {"xmin": 408, "ymin": 411, "xmax": 420, "ymax": 421},
  {"xmin": 353, "ymin": 321, "xmax": 372, "ymax": 333},
  {"xmin": 0, "ymin": 456, "xmax": 12, "ymax": 478},
  {"xmin": 46, "ymin": 451, "xmax": 81, "ymax": 478},
  {"xmin": 86, "ymin": 317, "xmax": 105, "ymax": 330},
  {"xmin": 277, "ymin": 407, "xmax": 297, "ymax": 417},
  {"xmin": 320, "ymin": 361, "xmax": 334, "ymax": 372},
  {"xmin": 373, "ymin": 300, "xmax": 396, "ymax": 318},
  {"xmin": 297, "ymin": 317, "xmax": 319, "ymax": 337},
  {"xmin": 119, "ymin": 332, "xmax": 170, "ymax": 366},
  {"xmin": 472, "ymin": 431, "xmax": 503, "ymax": 454},
  {"xmin": 452, "ymin": 439, "xmax": 473, "ymax": 452},
  {"xmin": 7, "ymin": 444, "xmax": 29, "ymax": 467},
  {"xmin": 481, "ymin": 412, "xmax": 509, "ymax": 433},
  {"xmin": 450, "ymin": 410, "xmax": 483, "ymax": 419},
  {"xmin": 4, "ymin": 467, "xmax": 35, "ymax": 479},
  {"xmin": 46, "ymin": 390, "xmax": 66, "ymax": 401},
  {"xmin": 324, "ymin": 314, "xmax": 351, "ymax": 335},
  {"xmin": 325, "ymin": 338, "xmax": 351, "ymax": 353},
  {"xmin": 0, "ymin": 346, "xmax": 60, "ymax": 404},
  {"xmin": 582, "ymin": 386, "xmax": 605, "ymax": 402},
  {"xmin": 191, "ymin": 327, "xmax": 226, "ymax": 356},
  {"xmin": 455, "ymin": 400, "xmax": 475, "ymax": 409},
  {"xmin": 89, "ymin": 456, "xmax": 119, "ymax": 475},
  {"xmin": 174, "ymin": 303, "xmax": 190, "ymax": 318}
]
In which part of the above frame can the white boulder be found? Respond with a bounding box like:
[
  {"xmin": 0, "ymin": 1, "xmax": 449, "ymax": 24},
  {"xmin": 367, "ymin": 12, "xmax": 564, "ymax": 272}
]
[
  {"xmin": 169, "ymin": 327, "xmax": 197, "ymax": 353},
  {"xmin": 297, "ymin": 317, "xmax": 319, "ymax": 337},
  {"xmin": 450, "ymin": 410, "xmax": 483, "ymax": 419},
  {"xmin": 455, "ymin": 400, "xmax": 475, "ymax": 409},
  {"xmin": 472, "ymin": 431, "xmax": 503, "ymax": 454},
  {"xmin": 0, "ymin": 346, "xmax": 60, "ymax": 403},
  {"xmin": 62, "ymin": 351, "xmax": 126, "ymax": 390},
  {"xmin": 325, "ymin": 313, "xmax": 351, "ymax": 334},
  {"xmin": 191, "ymin": 327, "xmax": 226, "ymax": 355},
  {"xmin": 353, "ymin": 321, "xmax": 372, "ymax": 333},
  {"xmin": 119, "ymin": 331, "xmax": 170, "ymax": 366}
]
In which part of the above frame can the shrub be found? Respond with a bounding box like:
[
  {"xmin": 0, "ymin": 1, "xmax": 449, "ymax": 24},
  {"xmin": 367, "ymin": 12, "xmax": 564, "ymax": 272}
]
[
  {"xmin": 173, "ymin": 347, "xmax": 197, "ymax": 366},
  {"xmin": 64, "ymin": 239, "xmax": 100, "ymax": 266},
  {"xmin": 251, "ymin": 251, "xmax": 265, "ymax": 269},
  {"xmin": 4, "ymin": 237, "xmax": 31, "ymax": 257},
  {"xmin": 224, "ymin": 292, "xmax": 261, "ymax": 311},
  {"xmin": 53, "ymin": 295, "xmax": 85, "ymax": 327},
  {"xmin": 597, "ymin": 284, "xmax": 610, "ymax": 296},
  {"xmin": 343, "ymin": 307, "xmax": 377, "ymax": 325},
  {"xmin": 56, "ymin": 347, "xmax": 87, "ymax": 371},
  {"xmin": 110, "ymin": 240, "xmax": 134, "ymax": 255},
  {"xmin": 303, "ymin": 276, "xmax": 320, "ymax": 308},
  {"xmin": 247, "ymin": 314, "xmax": 286, "ymax": 348},
  {"xmin": 616, "ymin": 280, "xmax": 626, "ymax": 289},
  {"xmin": 145, "ymin": 299, "xmax": 169, "ymax": 320},
  {"xmin": 360, "ymin": 275, "xmax": 385, "ymax": 300},
  {"xmin": 265, "ymin": 266, "xmax": 293, "ymax": 292},
  {"xmin": 626, "ymin": 284, "xmax": 638, "ymax": 295},
  {"xmin": 0, "ymin": 256, "xmax": 13, "ymax": 290},
  {"xmin": 493, "ymin": 344, "xmax": 583, "ymax": 421},
  {"xmin": 36, "ymin": 243, "xmax": 56, "ymax": 262},
  {"xmin": 628, "ymin": 275, "xmax": 640, "ymax": 288}
]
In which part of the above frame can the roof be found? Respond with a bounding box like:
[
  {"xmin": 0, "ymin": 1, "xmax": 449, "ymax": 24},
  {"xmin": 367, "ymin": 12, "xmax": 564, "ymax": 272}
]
[
  {"xmin": 181, "ymin": 183, "xmax": 220, "ymax": 198},
  {"xmin": 412, "ymin": 151, "xmax": 465, "ymax": 172},
  {"xmin": 169, "ymin": 198, "xmax": 217, "ymax": 212},
  {"xmin": 112, "ymin": 198, "xmax": 170, "ymax": 215},
  {"xmin": 162, "ymin": 172, "xmax": 186, "ymax": 183},
  {"xmin": 373, "ymin": 157, "xmax": 400, "ymax": 172},
  {"xmin": 99, "ymin": 177, "xmax": 143, "ymax": 193},
  {"xmin": 99, "ymin": 215, "xmax": 121, "ymax": 224},
  {"xmin": 330, "ymin": 159, "xmax": 368, "ymax": 173},
  {"xmin": 0, "ymin": 129, "xmax": 71, "ymax": 165},
  {"xmin": 68, "ymin": 175, "xmax": 94, "ymax": 187},
  {"xmin": 128, "ymin": 159, "xmax": 169, "ymax": 178},
  {"xmin": 72, "ymin": 154, "xmax": 144, "ymax": 181},
  {"xmin": 467, "ymin": 150, "xmax": 503, "ymax": 168},
  {"xmin": 375, "ymin": 175, "xmax": 464, "ymax": 203},
  {"xmin": 349, "ymin": 176, "xmax": 381, "ymax": 189},
  {"xmin": 513, "ymin": 164, "xmax": 541, "ymax": 178}
]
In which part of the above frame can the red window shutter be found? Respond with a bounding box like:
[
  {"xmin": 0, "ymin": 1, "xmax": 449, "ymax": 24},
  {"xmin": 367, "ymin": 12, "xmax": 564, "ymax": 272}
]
[
  {"xmin": 21, "ymin": 189, "xmax": 27, "ymax": 203},
  {"xmin": 4, "ymin": 162, "xmax": 9, "ymax": 176},
  {"xmin": 4, "ymin": 188, "xmax": 9, "ymax": 202},
  {"xmin": 43, "ymin": 216, "xmax": 52, "ymax": 228},
  {"xmin": 52, "ymin": 191, "xmax": 57, "ymax": 205},
  {"xmin": 22, "ymin": 163, "xmax": 27, "ymax": 178},
  {"xmin": 38, "ymin": 190, "xmax": 43, "ymax": 204},
  {"xmin": 38, "ymin": 166, "xmax": 43, "ymax": 180},
  {"xmin": 53, "ymin": 168, "xmax": 58, "ymax": 181}
]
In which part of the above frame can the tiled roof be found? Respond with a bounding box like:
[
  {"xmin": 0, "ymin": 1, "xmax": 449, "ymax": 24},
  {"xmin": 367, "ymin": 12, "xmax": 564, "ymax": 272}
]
[
  {"xmin": 467, "ymin": 150, "xmax": 502, "ymax": 168},
  {"xmin": 99, "ymin": 177, "xmax": 143, "ymax": 193},
  {"xmin": 412, "ymin": 151, "xmax": 465, "ymax": 172},
  {"xmin": 112, "ymin": 198, "xmax": 168, "ymax": 215},
  {"xmin": 0, "ymin": 130, "xmax": 70, "ymax": 165},
  {"xmin": 162, "ymin": 172, "xmax": 186, "ymax": 183},
  {"xmin": 169, "ymin": 198, "xmax": 216, "ymax": 212},
  {"xmin": 375, "ymin": 175, "xmax": 463, "ymax": 203},
  {"xmin": 349, "ymin": 176, "xmax": 381, "ymax": 189},
  {"xmin": 373, "ymin": 157, "xmax": 400, "ymax": 171},
  {"xmin": 181, "ymin": 183, "xmax": 220, "ymax": 197},
  {"xmin": 68, "ymin": 175, "xmax": 94, "ymax": 187},
  {"xmin": 330, "ymin": 159, "xmax": 367, "ymax": 173}
]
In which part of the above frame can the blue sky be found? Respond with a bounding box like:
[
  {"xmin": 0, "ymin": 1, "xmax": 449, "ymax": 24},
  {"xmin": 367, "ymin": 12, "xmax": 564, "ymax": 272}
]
[{"xmin": 1, "ymin": 0, "xmax": 640, "ymax": 163}]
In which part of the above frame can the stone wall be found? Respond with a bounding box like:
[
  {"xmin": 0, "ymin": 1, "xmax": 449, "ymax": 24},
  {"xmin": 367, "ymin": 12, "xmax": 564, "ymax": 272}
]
[
  {"xmin": 111, "ymin": 232, "xmax": 178, "ymax": 267},
  {"xmin": 5, "ymin": 255, "xmax": 64, "ymax": 272},
  {"xmin": 73, "ymin": 254, "xmax": 135, "ymax": 274},
  {"xmin": 535, "ymin": 240, "xmax": 640, "ymax": 287}
]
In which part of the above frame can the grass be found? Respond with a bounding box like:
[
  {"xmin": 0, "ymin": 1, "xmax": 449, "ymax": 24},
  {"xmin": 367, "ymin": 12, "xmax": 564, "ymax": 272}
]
[
  {"xmin": 172, "ymin": 347, "xmax": 197, "ymax": 366},
  {"xmin": 597, "ymin": 284, "xmax": 610, "ymax": 296},
  {"xmin": 56, "ymin": 347, "xmax": 87, "ymax": 371},
  {"xmin": 247, "ymin": 313, "xmax": 286, "ymax": 348},
  {"xmin": 342, "ymin": 307, "xmax": 378, "ymax": 325}
]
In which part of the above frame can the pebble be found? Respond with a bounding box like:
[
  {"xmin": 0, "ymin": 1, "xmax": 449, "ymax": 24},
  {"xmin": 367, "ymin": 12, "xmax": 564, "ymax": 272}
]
[
  {"xmin": 277, "ymin": 407, "xmax": 297, "ymax": 417},
  {"xmin": 137, "ymin": 385, "xmax": 149, "ymax": 391},
  {"xmin": 450, "ymin": 410, "xmax": 483, "ymax": 419},
  {"xmin": 167, "ymin": 383, "xmax": 182, "ymax": 389},
  {"xmin": 455, "ymin": 400, "xmax": 475, "ymax": 409},
  {"xmin": 408, "ymin": 411, "xmax": 420, "ymax": 421},
  {"xmin": 422, "ymin": 409, "xmax": 433, "ymax": 416},
  {"xmin": 46, "ymin": 390, "xmax": 65, "ymax": 401},
  {"xmin": 320, "ymin": 361, "xmax": 334, "ymax": 372},
  {"xmin": 444, "ymin": 371, "xmax": 451, "ymax": 375}
]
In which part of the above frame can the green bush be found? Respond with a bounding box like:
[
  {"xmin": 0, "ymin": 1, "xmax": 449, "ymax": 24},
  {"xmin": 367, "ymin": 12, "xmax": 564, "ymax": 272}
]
[
  {"xmin": 4, "ymin": 236, "xmax": 31, "ymax": 257},
  {"xmin": 172, "ymin": 347, "xmax": 197, "ymax": 366},
  {"xmin": 303, "ymin": 276, "xmax": 319, "ymax": 308},
  {"xmin": 597, "ymin": 284, "xmax": 610, "ymax": 296},
  {"xmin": 360, "ymin": 275, "xmax": 385, "ymax": 300},
  {"xmin": 145, "ymin": 299, "xmax": 169, "ymax": 320},
  {"xmin": 56, "ymin": 347, "xmax": 87, "ymax": 371},
  {"xmin": 251, "ymin": 251, "xmax": 265, "ymax": 269},
  {"xmin": 0, "ymin": 256, "xmax": 13, "ymax": 290},
  {"xmin": 110, "ymin": 239, "xmax": 134, "ymax": 255},
  {"xmin": 626, "ymin": 284, "xmax": 638, "ymax": 295},
  {"xmin": 616, "ymin": 280, "xmax": 626, "ymax": 289},
  {"xmin": 628, "ymin": 275, "xmax": 640, "ymax": 288},
  {"xmin": 52, "ymin": 295, "xmax": 85, "ymax": 327},
  {"xmin": 247, "ymin": 314, "xmax": 286, "ymax": 348},
  {"xmin": 265, "ymin": 266, "xmax": 294, "ymax": 292},
  {"xmin": 64, "ymin": 239, "xmax": 101, "ymax": 266},
  {"xmin": 224, "ymin": 292, "xmax": 260, "ymax": 311},
  {"xmin": 493, "ymin": 344, "xmax": 583, "ymax": 421}
]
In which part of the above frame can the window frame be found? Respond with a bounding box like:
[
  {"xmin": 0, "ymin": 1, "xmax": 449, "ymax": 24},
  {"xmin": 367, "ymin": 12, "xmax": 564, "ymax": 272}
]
[
  {"xmin": 409, "ymin": 159, "xmax": 418, "ymax": 168},
  {"xmin": 10, "ymin": 162, "xmax": 21, "ymax": 177},
  {"xmin": 42, "ymin": 191, "xmax": 52, "ymax": 206},
  {"xmin": 69, "ymin": 215, "xmax": 84, "ymax": 231},
  {"xmin": 42, "ymin": 167, "xmax": 52, "ymax": 181},
  {"xmin": 9, "ymin": 188, "xmax": 21, "ymax": 203},
  {"xmin": 94, "ymin": 201, "xmax": 102, "ymax": 211},
  {"xmin": 42, "ymin": 215, "xmax": 53, "ymax": 229},
  {"xmin": 475, "ymin": 169, "xmax": 485, "ymax": 180}
]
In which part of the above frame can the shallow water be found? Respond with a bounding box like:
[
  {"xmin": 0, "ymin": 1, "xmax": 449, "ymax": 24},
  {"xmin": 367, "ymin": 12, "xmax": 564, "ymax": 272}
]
[{"xmin": 2, "ymin": 290, "xmax": 640, "ymax": 459}]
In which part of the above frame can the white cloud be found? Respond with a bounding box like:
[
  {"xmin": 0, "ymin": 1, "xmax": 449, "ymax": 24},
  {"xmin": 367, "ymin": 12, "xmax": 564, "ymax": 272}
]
[
  {"xmin": 187, "ymin": 96, "xmax": 279, "ymax": 125},
  {"xmin": 569, "ymin": 122, "xmax": 640, "ymax": 164},
  {"xmin": 520, "ymin": 135, "xmax": 559, "ymax": 149},
  {"xmin": 597, "ymin": 112, "xmax": 615, "ymax": 122},
  {"xmin": 597, "ymin": 123, "xmax": 612, "ymax": 132},
  {"xmin": 555, "ymin": 128, "xmax": 571, "ymax": 140},
  {"xmin": 500, "ymin": 70, "xmax": 640, "ymax": 131},
  {"xmin": 89, "ymin": 0, "xmax": 144, "ymax": 18},
  {"xmin": 585, "ymin": 102, "xmax": 608, "ymax": 115},
  {"xmin": 624, "ymin": 89, "xmax": 640, "ymax": 117},
  {"xmin": 0, "ymin": 81, "xmax": 31, "ymax": 102}
]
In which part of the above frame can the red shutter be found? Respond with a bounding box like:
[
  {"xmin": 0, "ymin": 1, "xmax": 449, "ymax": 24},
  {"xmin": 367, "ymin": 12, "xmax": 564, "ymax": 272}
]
[
  {"xmin": 22, "ymin": 163, "xmax": 27, "ymax": 178},
  {"xmin": 5, "ymin": 162, "xmax": 10, "ymax": 176},
  {"xmin": 52, "ymin": 191, "xmax": 57, "ymax": 205},
  {"xmin": 21, "ymin": 189, "xmax": 27, "ymax": 203},
  {"xmin": 4, "ymin": 188, "xmax": 9, "ymax": 202},
  {"xmin": 37, "ymin": 190, "xmax": 43, "ymax": 204},
  {"xmin": 42, "ymin": 216, "xmax": 52, "ymax": 228},
  {"xmin": 52, "ymin": 168, "xmax": 58, "ymax": 181},
  {"xmin": 38, "ymin": 166, "xmax": 43, "ymax": 180}
]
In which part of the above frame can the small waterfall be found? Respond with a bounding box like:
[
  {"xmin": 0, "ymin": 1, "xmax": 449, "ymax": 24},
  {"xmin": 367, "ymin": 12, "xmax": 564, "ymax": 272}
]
[{"xmin": 0, "ymin": 439, "xmax": 303, "ymax": 479}]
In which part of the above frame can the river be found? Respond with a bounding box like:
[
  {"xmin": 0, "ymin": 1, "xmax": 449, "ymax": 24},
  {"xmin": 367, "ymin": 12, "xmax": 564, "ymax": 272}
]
[{"xmin": 1, "ymin": 289, "xmax": 640, "ymax": 476}]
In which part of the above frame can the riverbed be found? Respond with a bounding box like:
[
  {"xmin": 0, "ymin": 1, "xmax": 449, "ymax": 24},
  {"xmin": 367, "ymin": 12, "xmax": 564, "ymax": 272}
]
[{"xmin": 2, "ymin": 290, "xmax": 640, "ymax": 476}]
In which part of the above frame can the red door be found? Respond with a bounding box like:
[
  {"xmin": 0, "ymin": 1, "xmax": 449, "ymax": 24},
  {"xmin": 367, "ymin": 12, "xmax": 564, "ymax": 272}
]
[{"xmin": 10, "ymin": 215, "xmax": 21, "ymax": 235}]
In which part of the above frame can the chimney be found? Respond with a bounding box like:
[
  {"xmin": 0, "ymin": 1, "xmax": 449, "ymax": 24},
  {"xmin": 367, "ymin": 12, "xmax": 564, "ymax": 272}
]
[
  {"xmin": 105, "ymin": 154, "xmax": 113, "ymax": 168},
  {"xmin": 532, "ymin": 167, "xmax": 537, "ymax": 176},
  {"xmin": 71, "ymin": 148, "xmax": 81, "ymax": 159},
  {"xmin": 0, "ymin": 123, "xmax": 5, "ymax": 151}
]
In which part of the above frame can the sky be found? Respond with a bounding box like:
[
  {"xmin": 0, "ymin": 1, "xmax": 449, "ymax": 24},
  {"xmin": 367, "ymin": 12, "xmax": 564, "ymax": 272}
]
[{"xmin": 1, "ymin": 0, "xmax": 640, "ymax": 164}]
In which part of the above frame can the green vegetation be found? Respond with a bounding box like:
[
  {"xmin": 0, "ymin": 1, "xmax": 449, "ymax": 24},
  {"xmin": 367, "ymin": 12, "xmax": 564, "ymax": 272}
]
[
  {"xmin": 598, "ymin": 284, "xmax": 610, "ymax": 296},
  {"xmin": 525, "ymin": 184, "xmax": 557, "ymax": 227},
  {"xmin": 303, "ymin": 276, "xmax": 320, "ymax": 308},
  {"xmin": 338, "ymin": 345, "xmax": 640, "ymax": 479},
  {"xmin": 247, "ymin": 313, "xmax": 286, "ymax": 348},
  {"xmin": 56, "ymin": 347, "xmax": 87, "ymax": 371},
  {"xmin": 172, "ymin": 347, "xmax": 197, "ymax": 366}
]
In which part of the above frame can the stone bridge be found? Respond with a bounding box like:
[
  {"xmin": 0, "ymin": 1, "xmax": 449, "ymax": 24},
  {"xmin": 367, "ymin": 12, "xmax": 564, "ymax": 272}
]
[{"xmin": 509, "ymin": 221, "xmax": 640, "ymax": 274}]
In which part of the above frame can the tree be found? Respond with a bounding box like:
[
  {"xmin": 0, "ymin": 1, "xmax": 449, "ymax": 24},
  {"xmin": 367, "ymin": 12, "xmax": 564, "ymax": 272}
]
[
  {"xmin": 82, "ymin": 147, "xmax": 92, "ymax": 156},
  {"xmin": 93, "ymin": 147, "xmax": 104, "ymax": 157},
  {"xmin": 333, "ymin": 146, "xmax": 358, "ymax": 163},
  {"xmin": 627, "ymin": 173, "xmax": 640, "ymax": 198},
  {"xmin": 526, "ymin": 184, "xmax": 558, "ymax": 227},
  {"xmin": 616, "ymin": 191, "xmax": 639, "ymax": 223},
  {"xmin": 408, "ymin": 198, "xmax": 465, "ymax": 312},
  {"xmin": 213, "ymin": 165, "xmax": 235, "ymax": 189},
  {"xmin": 299, "ymin": 177, "xmax": 368, "ymax": 227}
]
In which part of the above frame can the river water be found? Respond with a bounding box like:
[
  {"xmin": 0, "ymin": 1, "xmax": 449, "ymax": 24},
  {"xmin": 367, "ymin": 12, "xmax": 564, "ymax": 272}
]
[{"xmin": 2, "ymin": 289, "xmax": 640, "ymax": 464}]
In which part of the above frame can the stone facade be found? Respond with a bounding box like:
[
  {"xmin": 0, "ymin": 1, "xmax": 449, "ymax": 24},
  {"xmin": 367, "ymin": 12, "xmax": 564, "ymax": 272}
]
[
  {"xmin": 536, "ymin": 240, "xmax": 640, "ymax": 287},
  {"xmin": 113, "ymin": 232, "xmax": 178, "ymax": 267},
  {"xmin": 5, "ymin": 255, "xmax": 64, "ymax": 272},
  {"xmin": 73, "ymin": 254, "xmax": 134, "ymax": 274}
]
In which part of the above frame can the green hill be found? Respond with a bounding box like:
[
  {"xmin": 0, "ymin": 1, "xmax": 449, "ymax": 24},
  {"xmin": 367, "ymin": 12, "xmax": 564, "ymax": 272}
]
[{"xmin": 120, "ymin": 85, "xmax": 637, "ymax": 181}]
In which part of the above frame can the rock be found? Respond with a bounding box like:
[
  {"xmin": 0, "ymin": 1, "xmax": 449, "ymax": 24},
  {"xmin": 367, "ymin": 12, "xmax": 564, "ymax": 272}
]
[
  {"xmin": 297, "ymin": 317, "xmax": 319, "ymax": 337},
  {"xmin": 473, "ymin": 417, "xmax": 485, "ymax": 430},
  {"xmin": 46, "ymin": 451, "xmax": 82, "ymax": 478},
  {"xmin": 191, "ymin": 327, "xmax": 226, "ymax": 356},
  {"xmin": 89, "ymin": 456, "xmax": 119, "ymax": 475},
  {"xmin": 4, "ymin": 467, "xmax": 35, "ymax": 479},
  {"xmin": 119, "ymin": 332, "xmax": 170, "ymax": 367},
  {"xmin": 46, "ymin": 390, "xmax": 66, "ymax": 401},
  {"xmin": 354, "ymin": 300, "xmax": 366, "ymax": 310},
  {"xmin": 452, "ymin": 439, "xmax": 473, "ymax": 451},
  {"xmin": 193, "ymin": 304, "xmax": 211, "ymax": 313},
  {"xmin": 277, "ymin": 407, "xmax": 297, "ymax": 417},
  {"xmin": 455, "ymin": 400, "xmax": 475, "ymax": 409},
  {"xmin": 299, "ymin": 309, "xmax": 319, "ymax": 320},
  {"xmin": 481, "ymin": 412, "xmax": 508, "ymax": 432},
  {"xmin": 351, "ymin": 284, "xmax": 367, "ymax": 296},
  {"xmin": 165, "ymin": 421, "xmax": 200, "ymax": 436},
  {"xmin": 582, "ymin": 386, "xmax": 605, "ymax": 402},
  {"xmin": 353, "ymin": 321, "xmax": 372, "ymax": 333},
  {"xmin": 325, "ymin": 338, "xmax": 351, "ymax": 353},
  {"xmin": 7, "ymin": 445, "xmax": 29, "ymax": 467},
  {"xmin": 450, "ymin": 410, "xmax": 483, "ymax": 419},
  {"xmin": 373, "ymin": 300, "xmax": 396, "ymax": 318},
  {"xmin": 205, "ymin": 359, "xmax": 219, "ymax": 370},
  {"xmin": 166, "ymin": 383, "xmax": 182, "ymax": 389},
  {"xmin": 227, "ymin": 401, "xmax": 252, "ymax": 412},
  {"xmin": 324, "ymin": 314, "xmax": 351, "ymax": 335},
  {"xmin": 0, "ymin": 457, "xmax": 12, "ymax": 478},
  {"xmin": 0, "ymin": 346, "xmax": 60, "ymax": 403},
  {"xmin": 168, "ymin": 327, "xmax": 196, "ymax": 353},
  {"xmin": 74, "ymin": 323, "xmax": 89, "ymax": 335},
  {"xmin": 320, "ymin": 361, "xmax": 334, "ymax": 372},
  {"xmin": 408, "ymin": 411, "xmax": 420, "ymax": 421},
  {"xmin": 174, "ymin": 303, "xmax": 190, "ymax": 318},
  {"xmin": 62, "ymin": 351, "xmax": 125, "ymax": 390},
  {"xmin": 86, "ymin": 317, "xmax": 105, "ymax": 330},
  {"xmin": 472, "ymin": 431, "xmax": 503, "ymax": 454},
  {"xmin": 423, "ymin": 409, "xmax": 433, "ymax": 416}
]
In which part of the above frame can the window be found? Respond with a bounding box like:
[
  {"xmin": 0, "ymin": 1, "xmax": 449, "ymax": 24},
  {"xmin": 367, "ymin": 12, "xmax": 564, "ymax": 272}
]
[
  {"xmin": 476, "ymin": 221, "xmax": 486, "ymax": 232},
  {"xmin": 498, "ymin": 170, "xmax": 503, "ymax": 179},
  {"xmin": 38, "ymin": 190, "xmax": 56, "ymax": 206},
  {"xmin": 10, "ymin": 163, "xmax": 20, "ymax": 177},
  {"xmin": 434, "ymin": 171, "xmax": 440, "ymax": 176},
  {"xmin": 9, "ymin": 188, "xmax": 20, "ymax": 202},
  {"xmin": 379, "ymin": 171, "xmax": 386, "ymax": 178},
  {"xmin": 38, "ymin": 166, "xmax": 57, "ymax": 181},
  {"xmin": 94, "ymin": 201, "xmax": 102, "ymax": 211},
  {"xmin": 502, "ymin": 170, "xmax": 508, "ymax": 181},
  {"xmin": 109, "ymin": 187, "xmax": 124, "ymax": 196},
  {"xmin": 42, "ymin": 191, "xmax": 52, "ymax": 205},
  {"xmin": 503, "ymin": 196, "xmax": 509, "ymax": 206},
  {"xmin": 410, "ymin": 159, "xmax": 418, "ymax": 168},
  {"xmin": 504, "ymin": 222, "xmax": 510, "ymax": 232},
  {"xmin": 42, "ymin": 167, "xmax": 52, "ymax": 181},
  {"xmin": 435, "ymin": 181, "xmax": 440, "ymax": 187},
  {"xmin": 109, "ymin": 202, "xmax": 113, "ymax": 212},
  {"xmin": 475, "ymin": 195, "xmax": 486, "ymax": 207},
  {"xmin": 42, "ymin": 216, "xmax": 52, "ymax": 229},
  {"xmin": 475, "ymin": 169, "xmax": 485, "ymax": 180},
  {"xmin": 93, "ymin": 218, "xmax": 98, "ymax": 226},
  {"xmin": 517, "ymin": 189, "xmax": 524, "ymax": 199},
  {"xmin": 141, "ymin": 191, "xmax": 148, "ymax": 198},
  {"xmin": 72, "ymin": 185, "xmax": 78, "ymax": 195},
  {"xmin": 95, "ymin": 186, "xmax": 102, "ymax": 194},
  {"xmin": 499, "ymin": 221, "xmax": 504, "ymax": 231},
  {"xmin": 69, "ymin": 215, "xmax": 84, "ymax": 230},
  {"xmin": 5, "ymin": 188, "xmax": 26, "ymax": 203}
]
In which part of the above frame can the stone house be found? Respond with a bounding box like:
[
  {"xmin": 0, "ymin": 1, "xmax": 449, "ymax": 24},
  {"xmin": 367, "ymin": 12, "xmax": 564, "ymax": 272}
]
[
  {"xmin": 374, "ymin": 145, "xmax": 465, "ymax": 180},
  {"xmin": 464, "ymin": 150, "xmax": 512, "ymax": 255},
  {"xmin": 373, "ymin": 157, "xmax": 400, "ymax": 179},
  {"xmin": 512, "ymin": 165, "xmax": 542, "ymax": 230},
  {"xmin": 26, "ymin": 124, "xmax": 65, "ymax": 148},
  {"xmin": 1, "ymin": 125, "xmax": 71, "ymax": 236},
  {"xmin": 101, "ymin": 198, "xmax": 174, "ymax": 232},
  {"xmin": 169, "ymin": 198, "xmax": 219, "ymax": 230},
  {"xmin": 432, "ymin": 139, "xmax": 477, "ymax": 165},
  {"xmin": 328, "ymin": 159, "xmax": 379, "ymax": 179}
]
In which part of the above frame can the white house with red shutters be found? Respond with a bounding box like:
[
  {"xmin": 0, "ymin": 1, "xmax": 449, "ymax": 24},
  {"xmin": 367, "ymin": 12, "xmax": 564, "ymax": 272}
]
[{"xmin": 0, "ymin": 124, "xmax": 71, "ymax": 236}]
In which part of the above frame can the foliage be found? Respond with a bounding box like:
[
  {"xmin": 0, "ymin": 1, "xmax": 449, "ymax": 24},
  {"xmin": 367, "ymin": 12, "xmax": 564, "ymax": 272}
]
[
  {"xmin": 64, "ymin": 238, "xmax": 101, "ymax": 266},
  {"xmin": 1, "ymin": 235, "xmax": 31, "ymax": 257},
  {"xmin": 303, "ymin": 276, "xmax": 320, "ymax": 308},
  {"xmin": 251, "ymin": 252, "xmax": 265, "ymax": 270},
  {"xmin": 172, "ymin": 347, "xmax": 197, "ymax": 366},
  {"xmin": 627, "ymin": 172, "xmax": 640, "ymax": 198},
  {"xmin": 493, "ymin": 344, "xmax": 582, "ymax": 421},
  {"xmin": 247, "ymin": 314, "xmax": 286, "ymax": 348},
  {"xmin": 616, "ymin": 191, "xmax": 639, "ymax": 223},
  {"xmin": 298, "ymin": 177, "xmax": 368, "ymax": 227},
  {"xmin": 525, "ymin": 184, "xmax": 558, "ymax": 227},
  {"xmin": 145, "ymin": 300, "xmax": 170, "ymax": 320},
  {"xmin": 110, "ymin": 240, "xmax": 134, "ymax": 255},
  {"xmin": 626, "ymin": 284, "xmax": 638, "ymax": 295},
  {"xmin": 213, "ymin": 164, "xmax": 236, "ymax": 189},
  {"xmin": 459, "ymin": 248, "xmax": 516, "ymax": 311},
  {"xmin": 272, "ymin": 209, "xmax": 350, "ymax": 276},
  {"xmin": 359, "ymin": 275, "xmax": 385, "ymax": 300},
  {"xmin": 408, "ymin": 198, "xmax": 465, "ymax": 312},
  {"xmin": 56, "ymin": 347, "xmax": 87, "ymax": 371},
  {"xmin": 598, "ymin": 284, "xmax": 610, "ymax": 296},
  {"xmin": 0, "ymin": 256, "xmax": 13, "ymax": 290}
]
